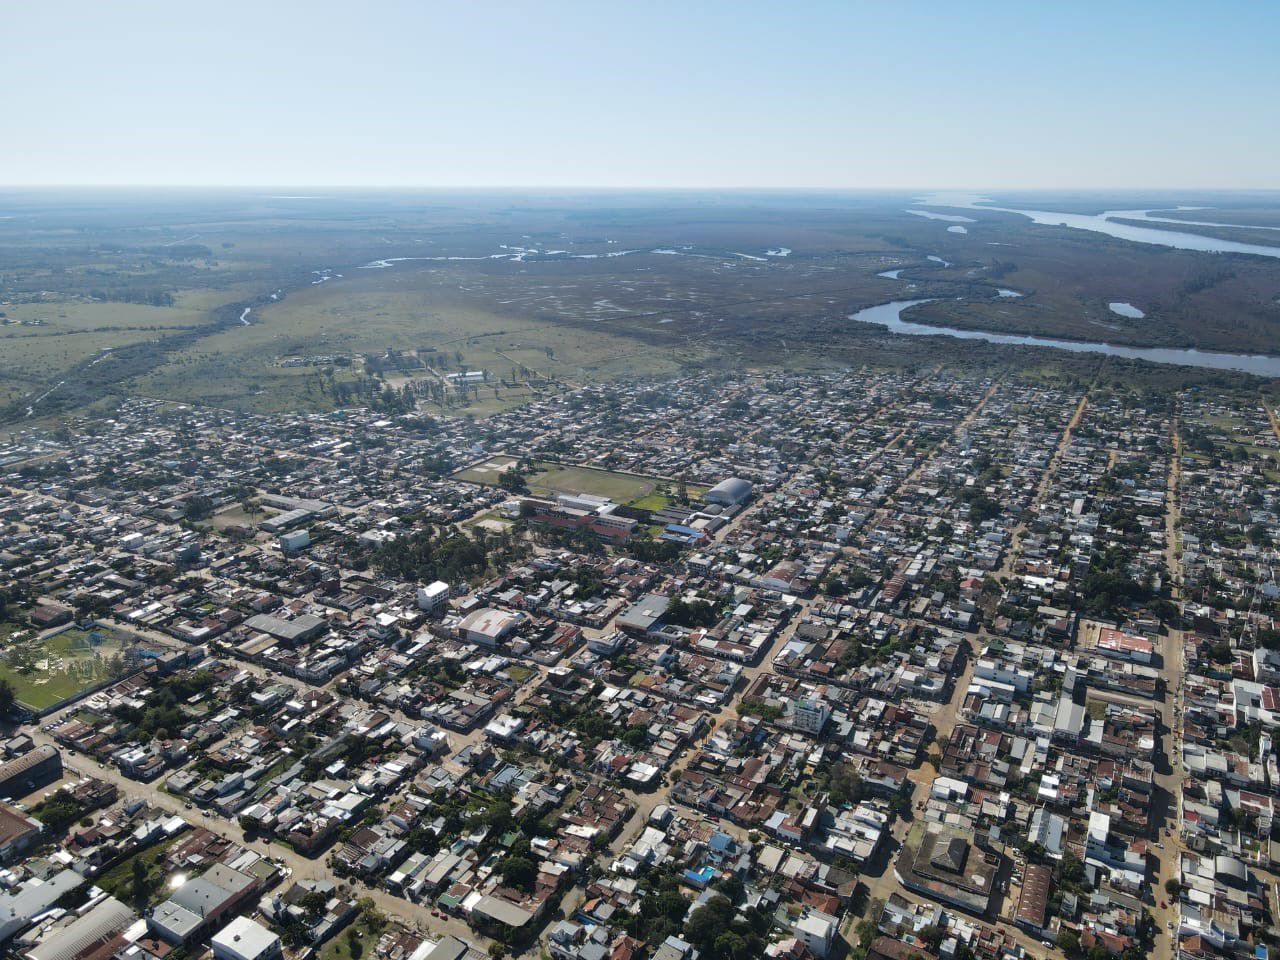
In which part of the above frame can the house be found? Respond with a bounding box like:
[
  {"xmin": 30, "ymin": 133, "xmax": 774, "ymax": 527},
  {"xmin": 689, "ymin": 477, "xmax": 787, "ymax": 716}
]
[{"xmin": 212, "ymin": 917, "xmax": 282, "ymax": 960}]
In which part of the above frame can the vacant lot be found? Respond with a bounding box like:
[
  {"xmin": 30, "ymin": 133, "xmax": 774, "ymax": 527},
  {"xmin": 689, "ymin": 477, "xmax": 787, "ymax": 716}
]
[
  {"xmin": 452, "ymin": 455, "xmax": 520, "ymax": 485},
  {"xmin": 0, "ymin": 625, "xmax": 133, "ymax": 710}
]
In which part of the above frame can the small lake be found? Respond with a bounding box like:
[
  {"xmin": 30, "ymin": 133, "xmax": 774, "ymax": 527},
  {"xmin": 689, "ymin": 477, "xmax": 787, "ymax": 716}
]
[
  {"xmin": 1109, "ymin": 302, "xmax": 1145, "ymax": 319},
  {"xmin": 907, "ymin": 209, "xmax": 975, "ymax": 223},
  {"xmin": 850, "ymin": 299, "xmax": 1280, "ymax": 377}
]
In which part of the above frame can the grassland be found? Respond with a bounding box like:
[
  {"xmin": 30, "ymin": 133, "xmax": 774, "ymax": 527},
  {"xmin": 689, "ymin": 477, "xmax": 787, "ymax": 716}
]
[
  {"xmin": 95, "ymin": 834, "xmax": 184, "ymax": 907},
  {"xmin": 0, "ymin": 626, "xmax": 133, "ymax": 710},
  {"xmin": 4, "ymin": 189, "xmax": 1280, "ymax": 424}
]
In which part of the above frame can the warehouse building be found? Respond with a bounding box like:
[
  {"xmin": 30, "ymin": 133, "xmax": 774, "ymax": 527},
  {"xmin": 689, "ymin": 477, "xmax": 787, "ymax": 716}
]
[
  {"xmin": 0, "ymin": 746, "xmax": 62, "ymax": 801},
  {"xmin": 704, "ymin": 477, "xmax": 753, "ymax": 507}
]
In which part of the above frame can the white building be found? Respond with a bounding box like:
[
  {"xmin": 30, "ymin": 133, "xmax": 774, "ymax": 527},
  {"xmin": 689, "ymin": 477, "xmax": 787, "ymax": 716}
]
[
  {"xmin": 794, "ymin": 911, "xmax": 838, "ymax": 958},
  {"xmin": 212, "ymin": 918, "xmax": 282, "ymax": 960},
  {"xmin": 417, "ymin": 581, "xmax": 450, "ymax": 613},
  {"xmin": 278, "ymin": 529, "xmax": 310, "ymax": 553},
  {"xmin": 786, "ymin": 698, "xmax": 830, "ymax": 736}
]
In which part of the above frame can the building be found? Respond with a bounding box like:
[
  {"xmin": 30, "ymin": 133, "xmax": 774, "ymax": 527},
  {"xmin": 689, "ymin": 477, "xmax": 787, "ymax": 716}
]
[
  {"xmin": 586, "ymin": 632, "xmax": 626, "ymax": 656},
  {"xmin": 24, "ymin": 896, "xmax": 135, "ymax": 960},
  {"xmin": 278, "ymin": 530, "xmax": 310, "ymax": 553},
  {"xmin": 0, "ymin": 746, "xmax": 62, "ymax": 800},
  {"xmin": 417, "ymin": 581, "xmax": 450, "ymax": 614},
  {"xmin": 457, "ymin": 608, "xmax": 523, "ymax": 647},
  {"xmin": 1014, "ymin": 863, "xmax": 1052, "ymax": 935},
  {"xmin": 0, "ymin": 802, "xmax": 42, "ymax": 863},
  {"xmin": 1094, "ymin": 627, "xmax": 1155, "ymax": 664},
  {"xmin": 794, "ymin": 911, "xmax": 838, "ymax": 958},
  {"xmin": 615, "ymin": 594, "xmax": 670, "ymax": 635},
  {"xmin": 895, "ymin": 825, "xmax": 999, "ymax": 915},
  {"xmin": 0, "ymin": 870, "xmax": 83, "ymax": 943},
  {"xmin": 211, "ymin": 917, "xmax": 282, "ymax": 960},
  {"xmin": 519, "ymin": 495, "xmax": 637, "ymax": 544},
  {"xmin": 786, "ymin": 698, "xmax": 830, "ymax": 736},
  {"xmin": 704, "ymin": 477, "xmax": 753, "ymax": 507},
  {"xmin": 244, "ymin": 613, "xmax": 327, "ymax": 645},
  {"xmin": 148, "ymin": 863, "xmax": 258, "ymax": 945}
]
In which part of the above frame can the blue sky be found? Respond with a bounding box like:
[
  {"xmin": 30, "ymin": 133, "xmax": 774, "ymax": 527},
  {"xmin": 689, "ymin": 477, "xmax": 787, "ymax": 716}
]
[{"xmin": 3, "ymin": 0, "xmax": 1277, "ymax": 188}]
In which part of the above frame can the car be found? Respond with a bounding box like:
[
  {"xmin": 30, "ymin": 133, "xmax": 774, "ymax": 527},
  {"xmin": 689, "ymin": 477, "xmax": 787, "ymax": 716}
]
[{"xmin": 1160, "ymin": 901, "xmax": 1167, "ymax": 909}]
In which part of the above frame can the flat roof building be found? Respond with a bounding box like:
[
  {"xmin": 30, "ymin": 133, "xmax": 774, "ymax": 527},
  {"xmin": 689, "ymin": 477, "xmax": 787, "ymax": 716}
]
[{"xmin": 211, "ymin": 917, "xmax": 282, "ymax": 960}]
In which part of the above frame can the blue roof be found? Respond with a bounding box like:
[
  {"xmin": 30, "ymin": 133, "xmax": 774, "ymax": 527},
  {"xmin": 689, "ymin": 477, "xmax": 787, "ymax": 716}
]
[
  {"xmin": 683, "ymin": 866, "xmax": 717, "ymax": 886},
  {"xmin": 664, "ymin": 524, "xmax": 702, "ymax": 536}
]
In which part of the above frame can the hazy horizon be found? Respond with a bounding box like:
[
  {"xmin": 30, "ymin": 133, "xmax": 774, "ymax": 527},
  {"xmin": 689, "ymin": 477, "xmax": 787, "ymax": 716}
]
[{"xmin": 3, "ymin": 0, "xmax": 1278, "ymax": 191}]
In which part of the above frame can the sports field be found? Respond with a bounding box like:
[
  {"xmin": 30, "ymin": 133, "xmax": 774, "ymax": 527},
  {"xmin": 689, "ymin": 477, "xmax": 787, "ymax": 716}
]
[
  {"xmin": 454, "ymin": 457, "xmax": 665, "ymax": 505},
  {"xmin": 0, "ymin": 626, "xmax": 134, "ymax": 710},
  {"xmin": 527, "ymin": 464, "xmax": 657, "ymax": 502}
]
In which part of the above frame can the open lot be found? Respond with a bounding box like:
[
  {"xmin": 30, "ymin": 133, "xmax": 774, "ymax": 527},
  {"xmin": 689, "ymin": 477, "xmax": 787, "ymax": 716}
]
[{"xmin": 452, "ymin": 455, "xmax": 520, "ymax": 485}]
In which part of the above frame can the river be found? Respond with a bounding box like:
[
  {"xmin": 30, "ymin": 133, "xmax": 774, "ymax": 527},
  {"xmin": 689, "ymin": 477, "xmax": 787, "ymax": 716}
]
[
  {"xmin": 913, "ymin": 193, "xmax": 1280, "ymax": 260},
  {"xmin": 850, "ymin": 299, "xmax": 1280, "ymax": 377}
]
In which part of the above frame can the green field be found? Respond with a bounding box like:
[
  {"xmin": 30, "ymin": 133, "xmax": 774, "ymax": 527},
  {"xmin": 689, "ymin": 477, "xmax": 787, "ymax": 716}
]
[
  {"xmin": 526, "ymin": 463, "xmax": 658, "ymax": 502},
  {"xmin": 0, "ymin": 626, "xmax": 134, "ymax": 710},
  {"xmin": 453, "ymin": 457, "xmax": 708, "ymax": 509}
]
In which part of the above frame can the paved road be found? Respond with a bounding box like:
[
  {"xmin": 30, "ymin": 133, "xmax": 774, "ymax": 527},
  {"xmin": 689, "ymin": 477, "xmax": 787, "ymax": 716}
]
[{"xmin": 1148, "ymin": 411, "xmax": 1188, "ymax": 958}]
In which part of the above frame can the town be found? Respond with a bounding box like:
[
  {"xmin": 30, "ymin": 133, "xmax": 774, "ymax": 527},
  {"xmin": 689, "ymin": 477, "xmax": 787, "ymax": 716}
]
[{"xmin": 0, "ymin": 367, "xmax": 1277, "ymax": 960}]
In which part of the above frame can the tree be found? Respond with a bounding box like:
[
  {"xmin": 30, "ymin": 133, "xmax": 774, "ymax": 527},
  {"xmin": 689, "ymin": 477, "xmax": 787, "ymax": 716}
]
[
  {"xmin": 1057, "ymin": 852, "xmax": 1085, "ymax": 885},
  {"xmin": 917, "ymin": 925, "xmax": 945, "ymax": 950},
  {"xmin": 1057, "ymin": 930, "xmax": 1081, "ymax": 958},
  {"xmin": 827, "ymin": 763, "xmax": 864, "ymax": 806},
  {"xmin": 0, "ymin": 678, "xmax": 14, "ymax": 716},
  {"xmin": 713, "ymin": 932, "xmax": 748, "ymax": 960},
  {"xmin": 498, "ymin": 855, "xmax": 537, "ymax": 891},
  {"xmin": 684, "ymin": 895, "xmax": 736, "ymax": 953},
  {"xmin": 130, "ymin": 857, "xmax": 150, "ymax": 907},
  {"xmin": 300, "ymin": 890, "xmax": 328, "ymax": 920},
  {"xmin": 1164, "ymin": 878, "xmax": 1182, "ymax": 896}
]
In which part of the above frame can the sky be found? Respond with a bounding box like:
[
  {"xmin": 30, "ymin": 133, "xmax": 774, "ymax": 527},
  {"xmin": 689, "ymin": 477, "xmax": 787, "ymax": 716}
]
[{"xmin": 3, "ymin": 0, "xmax": 1278, "ymax": 189}]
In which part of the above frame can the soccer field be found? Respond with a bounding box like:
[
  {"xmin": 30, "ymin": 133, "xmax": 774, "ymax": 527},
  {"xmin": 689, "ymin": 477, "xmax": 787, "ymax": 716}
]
[{"xmin": 0, "ymin": 626, "xmax": 132, "ymax": 711}]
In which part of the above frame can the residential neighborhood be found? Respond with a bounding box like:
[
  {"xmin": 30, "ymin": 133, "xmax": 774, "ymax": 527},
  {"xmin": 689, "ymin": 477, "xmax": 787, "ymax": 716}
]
[{"xmin": 0, "ymin": 370, "xmax": 1277, "ymax": 960}]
